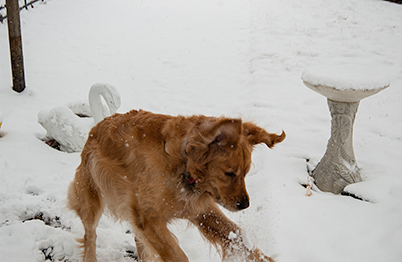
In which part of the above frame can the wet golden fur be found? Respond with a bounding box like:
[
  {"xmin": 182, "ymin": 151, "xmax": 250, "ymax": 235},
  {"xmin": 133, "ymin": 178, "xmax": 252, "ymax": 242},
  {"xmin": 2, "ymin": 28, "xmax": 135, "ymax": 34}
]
[{"xmin": 67, "ymin": 109, "xmax": 285, "ymax": 262}]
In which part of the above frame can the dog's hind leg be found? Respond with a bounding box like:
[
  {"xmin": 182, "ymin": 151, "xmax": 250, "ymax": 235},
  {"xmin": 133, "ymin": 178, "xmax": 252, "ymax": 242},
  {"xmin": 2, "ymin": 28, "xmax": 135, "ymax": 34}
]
[{"xmin": 68, "ymin": 168, "xmax": 103, "ymax": 262}]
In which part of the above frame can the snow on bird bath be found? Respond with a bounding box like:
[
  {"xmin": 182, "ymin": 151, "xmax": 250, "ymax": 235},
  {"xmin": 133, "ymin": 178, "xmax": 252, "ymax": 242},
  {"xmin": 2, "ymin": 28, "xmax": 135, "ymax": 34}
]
[{"xmin": 302, "ymin": 64, "xmax": 393, "ymax": 102}]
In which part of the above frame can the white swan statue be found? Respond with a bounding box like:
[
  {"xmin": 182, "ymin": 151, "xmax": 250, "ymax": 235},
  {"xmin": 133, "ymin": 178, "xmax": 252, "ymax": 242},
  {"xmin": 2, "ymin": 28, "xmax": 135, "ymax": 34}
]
[{"xmin": 38, "ymin": 83, "xmax": 121, "ymax": 153}]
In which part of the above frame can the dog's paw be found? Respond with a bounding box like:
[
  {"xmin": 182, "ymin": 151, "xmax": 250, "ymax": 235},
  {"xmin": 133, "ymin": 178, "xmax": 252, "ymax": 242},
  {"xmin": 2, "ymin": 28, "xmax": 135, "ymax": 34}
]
[
  {"xmin": 223, "ymin": 248, "xmax": 275, "ymax": 262},
  {"xmin": 247, "ymin": 248, "xmax": 276, "ymax": 262}
]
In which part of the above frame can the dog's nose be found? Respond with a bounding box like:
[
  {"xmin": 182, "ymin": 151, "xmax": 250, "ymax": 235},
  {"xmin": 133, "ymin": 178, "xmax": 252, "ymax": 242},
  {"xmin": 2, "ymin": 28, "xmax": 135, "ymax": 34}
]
[{"xmin": 236, "ymin": 197, "xmax": 249, "ymax": 210}]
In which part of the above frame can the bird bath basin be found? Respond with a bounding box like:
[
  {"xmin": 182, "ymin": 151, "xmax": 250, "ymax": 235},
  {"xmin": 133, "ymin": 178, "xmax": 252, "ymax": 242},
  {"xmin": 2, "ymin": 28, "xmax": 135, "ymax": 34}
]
[{"xmin": 302, "ymin": 64, "xmax": 391, "ymax": 194}]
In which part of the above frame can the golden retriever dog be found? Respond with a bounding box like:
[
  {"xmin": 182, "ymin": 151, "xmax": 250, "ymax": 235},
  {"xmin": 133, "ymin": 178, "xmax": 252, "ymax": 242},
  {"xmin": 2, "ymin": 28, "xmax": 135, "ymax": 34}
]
[{"xmin": 67, "ymin": 109, "xmax": 285, "ymax": 262}]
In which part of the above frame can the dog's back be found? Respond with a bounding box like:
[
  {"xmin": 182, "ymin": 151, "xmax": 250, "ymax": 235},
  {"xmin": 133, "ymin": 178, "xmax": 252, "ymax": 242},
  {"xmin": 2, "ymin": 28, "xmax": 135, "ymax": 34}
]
[{"xmin": 69, "ymin": 110, "xmax": 183, "ymax": 219}]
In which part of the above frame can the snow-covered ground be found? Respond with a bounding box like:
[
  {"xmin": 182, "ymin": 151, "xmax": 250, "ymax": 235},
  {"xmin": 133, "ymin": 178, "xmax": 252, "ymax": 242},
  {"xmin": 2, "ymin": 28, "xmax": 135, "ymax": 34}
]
[{"xmin": 1, "ymin": 0, "xmax": 401, "ymax": 261}]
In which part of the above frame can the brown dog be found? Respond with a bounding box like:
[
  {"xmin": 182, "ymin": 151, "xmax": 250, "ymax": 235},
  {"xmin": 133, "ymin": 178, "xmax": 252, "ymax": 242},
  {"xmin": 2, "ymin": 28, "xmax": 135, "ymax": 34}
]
[{"xmin": 67, "ymin": 109, "xmax": 285, "ymax": 262}]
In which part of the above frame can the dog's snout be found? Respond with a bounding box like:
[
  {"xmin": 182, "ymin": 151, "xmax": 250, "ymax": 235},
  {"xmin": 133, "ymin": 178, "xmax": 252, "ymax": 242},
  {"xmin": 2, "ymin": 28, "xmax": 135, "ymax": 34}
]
[{"xmin": 236, "ymin": 197, "xmax": 249, "ymax": 210}]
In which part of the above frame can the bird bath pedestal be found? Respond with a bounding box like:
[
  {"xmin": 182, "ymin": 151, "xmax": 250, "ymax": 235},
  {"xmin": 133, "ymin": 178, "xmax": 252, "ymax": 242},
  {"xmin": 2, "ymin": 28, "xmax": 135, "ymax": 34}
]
[{"xmin": 302, "ymin": 64, "xmax": 390, "ymax": 194}]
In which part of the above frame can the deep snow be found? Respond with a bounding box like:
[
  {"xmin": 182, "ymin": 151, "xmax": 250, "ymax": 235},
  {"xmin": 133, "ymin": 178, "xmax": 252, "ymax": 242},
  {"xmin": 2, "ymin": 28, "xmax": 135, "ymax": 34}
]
[{"xmin": 1, "ymin": 0, "xmax": 402, "ymax": 261}]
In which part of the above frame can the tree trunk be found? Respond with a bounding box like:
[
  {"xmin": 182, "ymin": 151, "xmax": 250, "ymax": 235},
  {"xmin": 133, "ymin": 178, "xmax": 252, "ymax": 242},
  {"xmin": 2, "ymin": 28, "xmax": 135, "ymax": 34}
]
[{"xmin": 6, "ymin": 0, "xmax": 26, "ymax": 93}]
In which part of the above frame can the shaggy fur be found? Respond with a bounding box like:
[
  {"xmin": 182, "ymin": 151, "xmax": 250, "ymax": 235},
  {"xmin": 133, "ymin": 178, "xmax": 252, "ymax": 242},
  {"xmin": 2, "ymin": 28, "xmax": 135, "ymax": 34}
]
[{"xmin": 67, "ymin": 109, "xmax": 285, "ymax": 262}]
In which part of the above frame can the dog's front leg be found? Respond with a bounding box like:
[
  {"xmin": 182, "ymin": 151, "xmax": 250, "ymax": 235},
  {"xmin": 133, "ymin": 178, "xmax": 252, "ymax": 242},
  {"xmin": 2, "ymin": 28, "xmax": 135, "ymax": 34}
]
[
  {"xmin": 131, "ymin": 212, "xmax": 189, "ymax": 262},
  {"xmin": 190, "ymin": 206, "xmax": 274, "ymax": 262}
]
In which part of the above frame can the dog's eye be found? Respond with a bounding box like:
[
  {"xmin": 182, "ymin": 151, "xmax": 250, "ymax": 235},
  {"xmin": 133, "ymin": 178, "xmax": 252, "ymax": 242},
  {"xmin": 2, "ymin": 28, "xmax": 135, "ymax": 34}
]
[{"xmin": 225, "ymin": 172, "xmax": 236, "ymax": 178}]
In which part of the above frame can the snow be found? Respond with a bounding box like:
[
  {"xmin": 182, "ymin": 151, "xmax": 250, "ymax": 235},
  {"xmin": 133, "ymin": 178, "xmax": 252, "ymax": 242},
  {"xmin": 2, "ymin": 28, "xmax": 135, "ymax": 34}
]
[
  {"xmin": 1, "ymin": 0, "xmax": 402, "ymax": 261},
  {"xmin": 301, "ymin": 63, "xmax": 395, "ymax": 102},
  {"xmin": 301, "ymin": 64, "xmax": 395, "ymax": 91},
  {"xmin": 37, "ymin": 83, "xmax": 121, "ymax": 152},
  {"xmin": 38, "ymin": 105, "xmax": 92, "ymax": 152},
  {"xmin": 87, "ymin": 83, "xmax": 121, "ymax": 124}
]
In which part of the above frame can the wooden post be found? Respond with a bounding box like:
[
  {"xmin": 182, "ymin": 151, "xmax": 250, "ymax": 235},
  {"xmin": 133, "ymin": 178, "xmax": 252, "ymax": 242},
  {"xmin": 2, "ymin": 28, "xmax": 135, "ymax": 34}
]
[{"xmin": 6, "ymin": 0, "xmax": 26, "ymax": 93}]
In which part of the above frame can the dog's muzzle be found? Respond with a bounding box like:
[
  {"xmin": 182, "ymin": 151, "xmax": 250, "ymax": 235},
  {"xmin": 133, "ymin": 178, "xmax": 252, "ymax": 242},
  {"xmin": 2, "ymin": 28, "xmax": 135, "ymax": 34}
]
[
  {"xmin": 218, "ymin": 195, "xmax": 250, "ymax": 211},
  {"xmin": 236, "ymin": 197, "xmax": 249, "ymax": 210}
]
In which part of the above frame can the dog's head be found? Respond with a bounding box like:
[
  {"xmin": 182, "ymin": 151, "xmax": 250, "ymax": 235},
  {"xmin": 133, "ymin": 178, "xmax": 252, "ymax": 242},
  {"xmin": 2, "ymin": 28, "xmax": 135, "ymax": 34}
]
[{"xmin": 185, "ymin": 118, "xmax": 285, "ymax": 212}]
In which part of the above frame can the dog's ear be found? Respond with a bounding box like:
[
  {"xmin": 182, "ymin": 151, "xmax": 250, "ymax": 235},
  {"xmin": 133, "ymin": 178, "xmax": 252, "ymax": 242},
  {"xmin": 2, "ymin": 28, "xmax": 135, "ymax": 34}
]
[
  {"xmin": 205, "ymin": 119, "xmax": 242, "ymax": 150},
  {"xmin": 243, "ymin": 122, "xmax": 285, "ymax": 148},
  {"xmin": 185, "ymin": 119, "xmax": 242, "ymax": 180}
]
